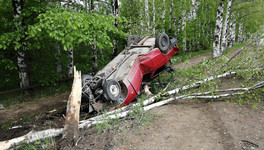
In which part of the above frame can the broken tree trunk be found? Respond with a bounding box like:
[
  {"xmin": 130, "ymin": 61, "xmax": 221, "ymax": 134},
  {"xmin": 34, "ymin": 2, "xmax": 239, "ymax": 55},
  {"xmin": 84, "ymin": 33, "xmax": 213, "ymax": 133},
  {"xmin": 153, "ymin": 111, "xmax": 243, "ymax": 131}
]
[
  {"xmin": 0, "ymin": 129, "xmax": 63, "ymax": 150},
  {"xmin": 60, "ymin": 66, "xmax": 82, "ymax": 147}
]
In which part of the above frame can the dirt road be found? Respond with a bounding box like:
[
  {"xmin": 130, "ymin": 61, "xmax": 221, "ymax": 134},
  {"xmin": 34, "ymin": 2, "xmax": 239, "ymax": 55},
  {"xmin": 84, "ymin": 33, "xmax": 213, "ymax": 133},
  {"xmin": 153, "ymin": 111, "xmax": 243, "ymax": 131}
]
[{"xmin": 111, "ymin": 100, "xmax": 264, "ymax": 150}]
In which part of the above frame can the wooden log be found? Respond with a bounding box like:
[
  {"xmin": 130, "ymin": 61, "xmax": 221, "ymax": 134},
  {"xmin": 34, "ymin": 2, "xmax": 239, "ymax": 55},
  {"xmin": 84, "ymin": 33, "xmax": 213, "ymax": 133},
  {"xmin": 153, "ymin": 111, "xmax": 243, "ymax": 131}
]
[
  {"xmin": 0, "ymin": 129, "xmax": 63, "ymax": 150},
  {"xmin": 60, "ymin": 66, "xmax": 82, "ymax": 148}
]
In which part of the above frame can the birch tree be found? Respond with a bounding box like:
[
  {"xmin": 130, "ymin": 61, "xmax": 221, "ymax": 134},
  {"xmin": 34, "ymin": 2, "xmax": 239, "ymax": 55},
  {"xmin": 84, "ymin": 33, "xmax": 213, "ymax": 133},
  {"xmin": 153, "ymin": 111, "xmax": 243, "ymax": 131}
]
[
  {"xmin": 221, "ymin": 0, "xmax": 232, "ymax": 53},
  {"xmin": 54, "ymin": 43, "xmax": 62, "ymax": 74},
  {"xmin": 237, "ymin": 23, "xmax": 243, "ymax": 43},
  {"xmin": 227, "ymin": 13, "xmax": 236, "ymax": 48},
  {"xmin": 152, "ymin": 0, "xmax": 156, "ymax": 35},
  {"xmin": 145, "ymin": 0, "xmax": 150, "ymax": 34},
  {"xmin": 162, "ymin": 0, "xmax": 165, "ymax": 32},
  {"xmin": 182, "ymin": 10, "xmax": 187, "ymax": 51},
  {"xmin": 12, "ymin": 0, "xmax": 30, "ymax": 88},
  {"xmin": 212, "ymin": 0, "xmax": 225, "ymax": 58}
]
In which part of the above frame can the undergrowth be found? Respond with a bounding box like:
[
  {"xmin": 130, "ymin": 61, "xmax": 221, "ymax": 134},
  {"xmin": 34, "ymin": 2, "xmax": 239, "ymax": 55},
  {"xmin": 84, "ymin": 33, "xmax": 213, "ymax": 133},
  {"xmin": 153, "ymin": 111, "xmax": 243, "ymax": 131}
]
[
  {"xmin": 94, "ymin": 94, "xmax": 156, "ymax": 133},
  {"xmin": 0, "ymin": 80, "xmax": 71, "ymax": 107},
  {"xmin": 157, "ymin": 40, "xmax": 264, "ymax": 108},
  {"xmin": 17, "ymin": 137, "xmax": 56, "ymax": 150}
]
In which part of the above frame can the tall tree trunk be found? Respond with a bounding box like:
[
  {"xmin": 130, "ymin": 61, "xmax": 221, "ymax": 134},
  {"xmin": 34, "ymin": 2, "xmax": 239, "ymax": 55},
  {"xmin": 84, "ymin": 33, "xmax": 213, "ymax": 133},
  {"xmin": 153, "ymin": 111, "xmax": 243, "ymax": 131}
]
[
  {"xmin": 112, "ymin": 0, "xmax": 119, "ymax": 57},
  {"xmin": 152, "ymin": 0, "xmax": 156, "ymax": 35},
  {"xmin": 89, "ymin": 0, "xmax": 98, "ymax": 72},
  {"xmin": 237, "ymin": 23, "xmax": 243, "ymax": 43},
  {"xmin": 12, "ymin": 0, "xmax": 30, "ymax": 88},
  {"xmin": 231, "ymin": 18, "xmax": 236, "ymax": 47},
  {"xmin": 139, "ymin": 0, "xmax": 143, "ymax": 34},
  {"xmin": 190, "ymin": 0, "xmax": 198, "ymax": 20},
  {"xmin": 54, "ymin": 43, "xmax": 62, "ymax": 74},
  {"xmin": 113, "ymin": 0, "xmax": 119, "ymax": 26},
  {"xmin": 145, "ymin": 0, "xmax": 149, "ymax": 34},
  {"xmin": 162, "ymin": 0, "xmax": 166, "ymax": 32},
  {"xmin": 92, "ymin": 43, "xmax": 98, "ymax": 73},
  {"xmin": 212, "ymin": 0, "xmax": 225, "ymax": 58},
  {"xmin": 89, "ymin": 0, "xmax": 94, "ymax": 13},
  {"xmin": 67, "ymin": 48, "xmax": 74, "ymax": 77},
  {"xmin": 221, "ymin": 0, "xmax": 232, "ymax": 53},
  {"xmin": 182, "ymin": 10, "xmax": 187, "ymax": 51},
  {"xmin": 227, "ymin": 13, "xmax": 236, "ymax": 49},
  {"xmin": 169, "ymin": 0, "xmax": 173, "ymax": 34}
]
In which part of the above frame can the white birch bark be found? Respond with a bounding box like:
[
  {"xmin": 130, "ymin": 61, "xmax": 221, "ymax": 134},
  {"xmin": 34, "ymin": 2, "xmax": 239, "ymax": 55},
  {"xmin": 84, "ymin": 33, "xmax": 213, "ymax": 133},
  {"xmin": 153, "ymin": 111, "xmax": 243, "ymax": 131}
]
[
  {"xmin": 12, "ymin": 0, "xmax": 30, "ymax": 88},
  {"xmin": 237, "ymin": 23, "xmax": 243, "ymax": 43},
  {"xmin": 67, "ymin": 48, "xmax": 74, "ymax": 77},
  {"xmin": 152, "ymin": 0, "xmax": 156, "ymax": 35},
  {"xmin": 169, "ymin": 1, "xmax": 173, "ymax": 34},
  {"xmin": 162, "ymin": 0, "xmax": 166, "ymax": 32},
  {"xmin": 212, "ymin": 0, "xmax": 225, "ymax": 58},
  {"xmin": 227, "ymin": 13, "xmax": 236, "ymax": 48},
  {"xmin": 221, "ymin": 0, "xmax": 232, "ymax": 53},
  {"xmin": 145, "ymin": 0, "xmax": 149, "ymax": 34},
  {"xmin": 171, "ymin": 1, "xmax": 177, "ymax": 36},
  {"xmin": 230, "ymin": 16, "xmax": 236, "ymax": 47},
  {"xmin": 139, "ymin": 0, "xmax": 143, "ymax": 33},
  {"xmin": 54, "ymin": 43, "xmax": 62, "ymax": 74},
  {"xmin": 182, "ymin": 10, "xmax": 187, "ymax": 51},
  {"xmin": 112, "ymin": 0, "xmax": 119, "ymax": 57},
  {"xmin": 189, "ymin": 0, "xmax": 198, "ymax": 20}
]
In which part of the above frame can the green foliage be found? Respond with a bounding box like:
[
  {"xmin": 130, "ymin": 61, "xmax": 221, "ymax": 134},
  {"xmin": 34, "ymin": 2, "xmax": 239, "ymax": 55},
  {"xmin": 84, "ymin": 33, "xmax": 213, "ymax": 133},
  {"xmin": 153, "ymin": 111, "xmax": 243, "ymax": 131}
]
[
  {"xmin": 28, "ymin": 7, "xmax": 126, "ymax": 50},
  {"xmin": 19, "ymin": 137, "xmax": 56, "ymax": 150},
  {"xmin": 1, "ymin": 80, "xmax": 71, "ymax": 107}
]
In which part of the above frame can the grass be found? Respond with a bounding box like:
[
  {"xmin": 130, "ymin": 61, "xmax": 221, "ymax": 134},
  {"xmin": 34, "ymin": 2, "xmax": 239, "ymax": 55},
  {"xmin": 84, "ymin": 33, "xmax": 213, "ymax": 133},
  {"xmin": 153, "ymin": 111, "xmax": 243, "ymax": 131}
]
[
  {"xmin": 18, "ymin": 137, "xmax": 56, "ymax": 150},
  {"xmin": 170, "ymin": 41, "xmax": 263, "ymax": 107},
  {"xmin": 171, "ymin": 48, "xmax": 212, "ymax": 63},
  {"xmin": 0, "ymin": 80, "xmax": 72, "ymax": 108}
]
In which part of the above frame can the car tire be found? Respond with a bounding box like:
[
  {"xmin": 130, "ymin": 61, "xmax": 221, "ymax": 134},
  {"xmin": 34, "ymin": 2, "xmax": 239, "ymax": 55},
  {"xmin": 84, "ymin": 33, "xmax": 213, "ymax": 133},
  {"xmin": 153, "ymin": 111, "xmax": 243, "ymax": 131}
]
[
  {"xmin": 103, "ymin": 79, "xmax": 121, "ymax": 101},
  {"xmin": 155, "ymin": 33, "xmax": 170, "ymax": 53},
  {"xmin": 127, "ymin": 35, "xmax": 138, "ymax": 45}
]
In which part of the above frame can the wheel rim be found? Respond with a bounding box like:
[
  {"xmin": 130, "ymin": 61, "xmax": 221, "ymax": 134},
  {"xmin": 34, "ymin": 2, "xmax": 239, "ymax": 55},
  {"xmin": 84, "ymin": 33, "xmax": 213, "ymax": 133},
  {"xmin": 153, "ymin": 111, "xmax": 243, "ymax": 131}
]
[{"xmin": 110, "ymin": 84, "xmax": 119, "ymax": 97}]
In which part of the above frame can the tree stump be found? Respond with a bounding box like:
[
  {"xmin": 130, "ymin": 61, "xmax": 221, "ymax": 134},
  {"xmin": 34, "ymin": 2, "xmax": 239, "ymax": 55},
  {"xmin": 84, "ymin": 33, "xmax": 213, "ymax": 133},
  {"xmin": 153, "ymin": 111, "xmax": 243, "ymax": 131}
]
[{"xmin": 60, "ymin": 66, "xmax": 82, "ymax": 149}]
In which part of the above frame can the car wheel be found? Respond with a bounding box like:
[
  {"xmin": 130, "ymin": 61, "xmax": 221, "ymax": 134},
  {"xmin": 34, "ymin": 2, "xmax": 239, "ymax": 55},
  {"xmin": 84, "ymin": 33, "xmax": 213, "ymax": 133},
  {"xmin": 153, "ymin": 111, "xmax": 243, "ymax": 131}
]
[
  {"xmin": 103, "ymin": 79, "xmax": 121, "ymax": 101},
  {"xmin": 155, "ymin": 33, "xmax": 170, "ymax": 53},
  {"xmin": 127, "ymin": 35, "xmax": 138, "ymax": 45}
]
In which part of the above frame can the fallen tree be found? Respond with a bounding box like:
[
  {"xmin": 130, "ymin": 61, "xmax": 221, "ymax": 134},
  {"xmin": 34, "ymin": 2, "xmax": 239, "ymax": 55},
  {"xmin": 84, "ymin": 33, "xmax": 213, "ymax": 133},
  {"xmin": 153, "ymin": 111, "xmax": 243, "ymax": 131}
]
[{"xmin": 3, "ymin": 71, "xmax": 264, "ymax": 149}]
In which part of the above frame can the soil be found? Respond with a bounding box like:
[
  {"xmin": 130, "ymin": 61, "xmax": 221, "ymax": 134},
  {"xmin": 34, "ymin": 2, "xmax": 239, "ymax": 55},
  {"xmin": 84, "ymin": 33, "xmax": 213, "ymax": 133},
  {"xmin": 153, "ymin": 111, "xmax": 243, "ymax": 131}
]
[{"xmin": 1, "ymin": 47, "xmax": 263, "ymax": 150}]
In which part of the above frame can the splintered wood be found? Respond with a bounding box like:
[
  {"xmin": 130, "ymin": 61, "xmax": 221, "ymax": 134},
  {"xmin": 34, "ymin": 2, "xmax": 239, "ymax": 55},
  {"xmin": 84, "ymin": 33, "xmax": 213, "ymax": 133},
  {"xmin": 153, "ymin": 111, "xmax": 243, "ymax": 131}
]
[{"xmin": 61, "ymin": 66, "xmax": 82, "ymax": 147}]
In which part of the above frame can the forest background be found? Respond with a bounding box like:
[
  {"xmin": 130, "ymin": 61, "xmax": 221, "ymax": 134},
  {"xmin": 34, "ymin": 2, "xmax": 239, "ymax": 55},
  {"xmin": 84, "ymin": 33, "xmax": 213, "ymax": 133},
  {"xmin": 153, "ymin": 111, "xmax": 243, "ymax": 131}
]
[{"xmin": 0, "ymin": 0, "xmax": 263, "ymax": 92}]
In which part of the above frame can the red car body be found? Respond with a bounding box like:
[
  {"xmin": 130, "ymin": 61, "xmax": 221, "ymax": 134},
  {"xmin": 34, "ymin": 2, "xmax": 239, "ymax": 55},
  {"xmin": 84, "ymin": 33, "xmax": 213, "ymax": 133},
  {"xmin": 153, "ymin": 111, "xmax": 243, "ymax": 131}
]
[
  {"xmin": 82, "ymin": 35, "xmax": 179, "ymax": 112},
  {"xmin": 120, "ymin": 45, "xmax": 179, "ymax": 107}
]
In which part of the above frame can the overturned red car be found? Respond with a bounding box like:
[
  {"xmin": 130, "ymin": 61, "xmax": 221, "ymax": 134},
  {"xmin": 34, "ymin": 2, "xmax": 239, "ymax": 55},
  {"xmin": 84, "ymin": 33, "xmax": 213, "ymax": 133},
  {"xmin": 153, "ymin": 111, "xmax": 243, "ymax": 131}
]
[{"xmin": 82, "ymin": 33, "xmax": 179, "ymax": 112}]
